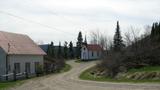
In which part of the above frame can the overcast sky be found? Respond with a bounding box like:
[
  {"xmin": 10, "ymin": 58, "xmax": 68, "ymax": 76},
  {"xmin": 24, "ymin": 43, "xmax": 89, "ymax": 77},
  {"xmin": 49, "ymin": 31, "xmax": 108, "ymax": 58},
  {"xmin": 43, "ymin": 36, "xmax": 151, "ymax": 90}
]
[{"xmin": 0, "ymin": 0, "xmax": 160, "ymax": 45}]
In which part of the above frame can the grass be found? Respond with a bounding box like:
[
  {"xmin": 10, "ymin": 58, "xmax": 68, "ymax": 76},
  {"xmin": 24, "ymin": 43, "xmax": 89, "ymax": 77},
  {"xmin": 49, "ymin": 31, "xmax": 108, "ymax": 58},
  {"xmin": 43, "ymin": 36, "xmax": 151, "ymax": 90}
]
[
  {"xmin": 75, "ymin": 59, "xmax": 82, "ymax": 63},
  {"xmin": 128, "ymin": 66, "xmax": 160, "ymax": 73},
  {"xmin": 75, "ymin": 59, "xmax": 99, "ymax": 63},
  {"xmin": 0, "ymin": 80, "xmax": 24, "ymax": 90},
  {"xmin": 79, "ymin": 66, "xmax": 160, "ymax": 83},
  {"xmin": 60, "ymin": 64, "xmax": 72, "ymax": 73}
]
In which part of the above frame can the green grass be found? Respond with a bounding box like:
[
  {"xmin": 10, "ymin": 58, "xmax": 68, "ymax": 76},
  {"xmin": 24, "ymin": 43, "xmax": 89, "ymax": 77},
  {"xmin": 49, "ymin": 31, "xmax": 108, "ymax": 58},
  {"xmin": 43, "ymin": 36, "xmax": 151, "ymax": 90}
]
[
  {"xmin": 75, "ymin": 59, "xmax": 83, "ymax": 63},
  {"xmin": 79, "ymin": 67, "xmax": 160, "ymax": 83},
  {"xmin": 60, "ymin": 64, "xmax": 72, "ymax": 73},
  {"xmin": 75, "ymin": 59, "xmax": 98, "ymax": 63},
  {"xmin": 128, "ymin": 66, "xmax": 160, "ymax": 73},
  {"xmin": 0, "ymin": 80, "xmax": 24, "ymax": 90}
]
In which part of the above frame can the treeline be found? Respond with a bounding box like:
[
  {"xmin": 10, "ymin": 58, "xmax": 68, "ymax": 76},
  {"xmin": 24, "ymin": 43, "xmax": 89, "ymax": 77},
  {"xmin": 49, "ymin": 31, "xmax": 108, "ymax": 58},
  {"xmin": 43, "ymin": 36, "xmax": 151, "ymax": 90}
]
[
  {"xmin": 97, "ymin": 21, "xmax": 160, "ymax": 77},
  {"xmin": 44, "ymin": 41, "xmax": 75, "ymax": 73},
  {"xmin": 47, "ymin": 41, "xmax": 75, "ymax": 59},
  {"xmin": 151, "ymin": 22, "xmax": 160, "ymax": 40}
]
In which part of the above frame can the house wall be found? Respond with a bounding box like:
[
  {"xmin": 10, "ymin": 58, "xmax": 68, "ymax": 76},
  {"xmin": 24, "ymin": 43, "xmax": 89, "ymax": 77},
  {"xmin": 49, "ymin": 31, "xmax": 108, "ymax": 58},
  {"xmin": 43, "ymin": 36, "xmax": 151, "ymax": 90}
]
[
  {"xmin": 0, "ymin": 48, "xmax": 6, "ymax": 78},
  {"xmin": 8, "ymin": 55, "xmax": 43, "ymax": 78},
  {"xmin": 81, "ymin": 47, "xmax": 88, "ymax": 60},
  {"xmin": 88, "ymin": 51, "xmax": 102, "ymax": 60}
]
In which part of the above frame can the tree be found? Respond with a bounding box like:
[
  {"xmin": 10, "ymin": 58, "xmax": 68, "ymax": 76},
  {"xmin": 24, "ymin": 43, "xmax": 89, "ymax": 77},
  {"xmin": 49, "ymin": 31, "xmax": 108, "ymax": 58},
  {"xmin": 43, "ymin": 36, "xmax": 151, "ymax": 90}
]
[
  {"xmin": 47, "ymin": 41, "xmax": 55, "ymax": 57},
  {"xmin": 113, "ymin": 21, "xmax": 124, "ymax": 51},
  {"xmin": 90, "ymin": 30, "xmax": 100, "ymax": 44},
  {"xmin": 57, "ymin": 42, "xmax": 62, "ymax": 58},
  {"xmin": 76, "ymin": 31, "xmax": 83, "ymax": 58},
  {"xmin": 151, "ymin": 22, "xmax": 160, "ymax": 40},
  {"xmin": 64, "ymin": 41, "xmax": 68, "ymax": 59},
  {"xmin": 90, "ymin": 30, "xmax": 108, "ymax": 50},
  {"xmin": 69, "ymin": 41, "xmax": 74, "ymax": 59}
]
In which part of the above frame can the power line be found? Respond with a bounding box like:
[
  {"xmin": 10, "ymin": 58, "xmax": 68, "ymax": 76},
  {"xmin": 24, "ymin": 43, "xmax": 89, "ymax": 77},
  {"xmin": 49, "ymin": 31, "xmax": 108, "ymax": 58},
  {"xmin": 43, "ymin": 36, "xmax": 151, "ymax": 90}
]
[{"xmin": 0, "ymin": 10, "xmax": 76, "ymax": 36}]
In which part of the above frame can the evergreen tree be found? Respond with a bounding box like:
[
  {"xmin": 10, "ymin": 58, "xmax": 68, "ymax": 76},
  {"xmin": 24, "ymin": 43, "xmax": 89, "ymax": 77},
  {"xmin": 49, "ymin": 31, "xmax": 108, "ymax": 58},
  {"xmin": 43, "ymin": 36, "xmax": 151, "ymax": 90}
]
[
  {"xmin": 63, "ymin": 41, "xmax": 68, "ymax": 59},
  {"xmin": 155, "ymin": 22, "xmax": 159, "ymax": 35},
  {"xmin": 57, "ymin": 42, "xmax": 62, "ymax": 58},
  {"xmin": 113, "ymin": 21, "xmax": 124, "ymax": 51},
  {"xmin": 69, "ymin": 41, "xmax": 74, "ymax": 58},
  {"xmin": 47, "ymin": 41, "xmax": 55, "ymax": 57},
  {"xmin": 151, "ymin": 23, "xmax": 155, "ymax": 37},
  {"xmin": 151, "ymin": 22, "xmax": 160, "ymax": 40},
  {"xmin": 158, "ymin": 22, "xmax": 160, "ymax": 37},
  {"xmin": 76, "ymin": 31, "xmax": 83, "ymax": 58}
]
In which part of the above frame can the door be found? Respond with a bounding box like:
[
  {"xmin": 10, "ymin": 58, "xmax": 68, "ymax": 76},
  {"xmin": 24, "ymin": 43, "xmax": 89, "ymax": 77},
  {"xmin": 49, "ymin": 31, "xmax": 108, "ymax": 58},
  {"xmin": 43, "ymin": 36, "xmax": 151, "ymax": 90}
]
[
  {"xmin": 14, "ymin": 63, "xmax": 20, "ymax": 73},
  {"xmin": 25, "ymin": 62, "xmax": 30, "ymax": 73}
]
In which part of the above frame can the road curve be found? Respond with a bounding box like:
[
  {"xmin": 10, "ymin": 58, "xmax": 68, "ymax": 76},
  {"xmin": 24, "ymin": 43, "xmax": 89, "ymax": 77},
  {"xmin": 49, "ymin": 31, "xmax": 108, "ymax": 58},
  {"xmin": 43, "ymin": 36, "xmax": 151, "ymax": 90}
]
[{"xmin": 11, "ymin": 60, "xmax": 160, "ymax": 90}]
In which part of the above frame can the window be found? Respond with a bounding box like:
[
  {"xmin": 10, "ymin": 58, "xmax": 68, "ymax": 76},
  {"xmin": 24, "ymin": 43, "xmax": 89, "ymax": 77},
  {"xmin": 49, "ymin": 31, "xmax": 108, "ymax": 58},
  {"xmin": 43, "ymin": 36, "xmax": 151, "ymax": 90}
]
[
  {"xmin": 35, "ymin": 62, "xmax": 40, "ymax": 72},
  {"xmin": 25, "ymin": 62, "xmax": 31, "ymax": 73},
  {"xmin": 14, "ymin": 63, "xmax": 20, "ymax": 73},
  {"xmin": 97, "ymin": 52, "xmax": 99, "ymax": 56},
  {"xmin": 92, "ymin": 51, "xmax": 94, "ymax": 56}
]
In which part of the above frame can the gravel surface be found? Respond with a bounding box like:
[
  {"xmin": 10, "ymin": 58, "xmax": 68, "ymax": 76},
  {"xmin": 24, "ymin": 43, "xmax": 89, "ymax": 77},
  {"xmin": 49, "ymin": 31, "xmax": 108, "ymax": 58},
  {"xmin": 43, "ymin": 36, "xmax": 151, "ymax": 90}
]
[{"xmin": 10, "ymin": 60, "xmax": 160, "ymax": 90}]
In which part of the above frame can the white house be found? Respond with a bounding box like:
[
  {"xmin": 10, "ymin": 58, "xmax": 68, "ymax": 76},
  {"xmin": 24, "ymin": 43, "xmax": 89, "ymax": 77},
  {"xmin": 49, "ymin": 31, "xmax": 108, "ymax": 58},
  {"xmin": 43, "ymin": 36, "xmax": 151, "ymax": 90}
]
[
  {"xmin": 0, "ymin": 31, "xmax": 46, "ymax": 80},
  {"xmin": 81, "ymin": 44, "xmax": 102, "ymax": 60}
]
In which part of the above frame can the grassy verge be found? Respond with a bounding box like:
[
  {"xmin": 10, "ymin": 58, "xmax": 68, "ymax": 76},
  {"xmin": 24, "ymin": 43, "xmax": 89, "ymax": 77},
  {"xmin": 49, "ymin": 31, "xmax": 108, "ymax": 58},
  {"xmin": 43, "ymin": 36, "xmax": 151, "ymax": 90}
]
[
  {"xmin": 60, "ymin": 64, "xmax": 72, "ymax": 73},
  {"xmin": 75, "ymin": 59, "xmax": 98, "ymax": 63},
  {"xmin": 0, "ymin": 80, "xmax": 24, "ymax": 90},
  {"xmin": 75, "ymin": 59, "xmax": 83, "ymax": 63},
  {"xmin": 79, "ymin": 66, "xmax": 160, "ymax": 83},
  {"xmin": 128, "ymin": 66, "xmax": 160, "ymax": 73}
]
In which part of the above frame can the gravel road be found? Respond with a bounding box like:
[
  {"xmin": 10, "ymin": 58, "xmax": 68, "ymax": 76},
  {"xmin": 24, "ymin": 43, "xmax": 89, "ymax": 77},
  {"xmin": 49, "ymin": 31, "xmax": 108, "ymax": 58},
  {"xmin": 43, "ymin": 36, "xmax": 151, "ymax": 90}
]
[{"xmin": 10, "ymin": 60, "xmax": 160, "ymax": 90}]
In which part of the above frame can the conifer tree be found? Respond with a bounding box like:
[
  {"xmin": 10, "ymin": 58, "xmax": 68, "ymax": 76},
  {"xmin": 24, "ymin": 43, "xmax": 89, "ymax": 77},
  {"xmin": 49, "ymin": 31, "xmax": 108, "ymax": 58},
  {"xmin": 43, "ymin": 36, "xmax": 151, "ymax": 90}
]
[
  {"xmin": 64, "ymin": 41, "xmax": 68, "ymax": 59},
  {"xmin": 69, "ymin": 41, "xmax": 74, "ymax": 58},
  {"xmin": 113, "ymin": 21, "xmax": 124, "ymax": 51},
  {"xmin": 76, "ymin": 31, "xmax": 83, "ymax": 58},
  {"xmin": 47, "ymin": 41, "xmax": 55, "ymax": 57},
  {"xmin": 151, "ymin": 23, "xmax": 155, "ymax": 37},
  {"xmin": 57, "ymin": 42, "xmax": 62, "ymax": 58}
]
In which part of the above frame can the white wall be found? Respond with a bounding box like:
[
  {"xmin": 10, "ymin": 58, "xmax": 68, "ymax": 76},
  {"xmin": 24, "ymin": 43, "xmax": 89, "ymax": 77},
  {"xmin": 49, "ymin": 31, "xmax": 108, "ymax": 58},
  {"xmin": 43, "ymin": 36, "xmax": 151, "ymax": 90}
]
[
  {"xmin": 8, "ymin": 55, "xmax": 43, "ymax": 74},
  {"xmin": 81, "ymin": 47, "xmax": 88, "ymax": 60},
  {"xmin": 88, "ymin": 51, "xmax": 101, "ymax": 60}
]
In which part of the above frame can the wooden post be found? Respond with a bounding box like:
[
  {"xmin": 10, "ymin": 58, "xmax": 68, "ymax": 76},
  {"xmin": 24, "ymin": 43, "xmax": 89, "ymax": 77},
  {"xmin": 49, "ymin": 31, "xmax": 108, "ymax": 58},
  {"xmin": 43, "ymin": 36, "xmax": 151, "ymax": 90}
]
[
  {"xmin": 25, "ymin": 70, "xmax": 29, "ymax": 79},
  {"xmin": 13, "ymin": 70, "xmax": 16, "ymax": 81}
]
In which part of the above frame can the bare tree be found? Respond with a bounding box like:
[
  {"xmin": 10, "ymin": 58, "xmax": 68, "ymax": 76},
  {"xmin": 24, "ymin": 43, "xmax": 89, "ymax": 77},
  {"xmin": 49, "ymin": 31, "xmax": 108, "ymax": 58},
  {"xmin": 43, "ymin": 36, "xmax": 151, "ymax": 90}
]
[
  {"xmin": 90, "ymin": 30, "xmax": 109, "ymax": 50},
  {"xmin": 143, "ymin": 25, "xmax": 151, "ymax": 37},
  {"xmin": 90, "ymin": 29, "xmax": 100, "ymax": 44}
]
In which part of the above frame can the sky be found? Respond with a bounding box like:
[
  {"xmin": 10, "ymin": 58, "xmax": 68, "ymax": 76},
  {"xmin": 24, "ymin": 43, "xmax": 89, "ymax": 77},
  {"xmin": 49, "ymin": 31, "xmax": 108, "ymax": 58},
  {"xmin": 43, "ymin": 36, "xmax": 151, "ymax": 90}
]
[{"xmin": 0, "ymin": 0, "xmax": 160, "ymax": 45}]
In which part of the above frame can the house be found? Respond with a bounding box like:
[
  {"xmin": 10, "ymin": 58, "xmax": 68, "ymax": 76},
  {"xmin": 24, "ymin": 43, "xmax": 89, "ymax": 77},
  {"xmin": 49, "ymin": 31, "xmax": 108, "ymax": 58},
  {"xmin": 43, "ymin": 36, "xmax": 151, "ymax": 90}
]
[
  {"xmin": 81, "ymin": 44, "xmax": 103, "ymax": 60},
  {"xmin": 0, "ymin": 31, "xmax": 46, "ymax": 80}
]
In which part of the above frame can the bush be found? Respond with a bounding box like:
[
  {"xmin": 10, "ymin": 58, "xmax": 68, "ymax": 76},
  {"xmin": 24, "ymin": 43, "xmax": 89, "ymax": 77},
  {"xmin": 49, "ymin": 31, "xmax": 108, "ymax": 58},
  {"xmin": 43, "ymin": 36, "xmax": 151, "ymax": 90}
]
[
  {"xmin": 99, "ymin": 35, "xmax": 160, "ymax": 78},
  {"xmin": 36, "ymin": 64, "xmax": 44, "ymax": 76}
]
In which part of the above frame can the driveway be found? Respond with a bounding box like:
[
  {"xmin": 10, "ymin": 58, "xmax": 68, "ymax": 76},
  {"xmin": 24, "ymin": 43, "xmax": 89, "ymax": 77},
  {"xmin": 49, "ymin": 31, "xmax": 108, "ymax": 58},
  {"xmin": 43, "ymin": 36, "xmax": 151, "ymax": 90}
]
[{"xmin": 10, "ymin": 60, "xmax": 160, "ymax": 90}]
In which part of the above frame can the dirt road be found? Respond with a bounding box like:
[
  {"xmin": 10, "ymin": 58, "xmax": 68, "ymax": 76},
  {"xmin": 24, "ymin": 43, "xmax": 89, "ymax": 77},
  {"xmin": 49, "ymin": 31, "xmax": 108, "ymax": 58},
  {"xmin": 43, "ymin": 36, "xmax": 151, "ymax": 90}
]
[{"xmin": 10, "ymin": 60, "xmax": 160, "ymax": 90}]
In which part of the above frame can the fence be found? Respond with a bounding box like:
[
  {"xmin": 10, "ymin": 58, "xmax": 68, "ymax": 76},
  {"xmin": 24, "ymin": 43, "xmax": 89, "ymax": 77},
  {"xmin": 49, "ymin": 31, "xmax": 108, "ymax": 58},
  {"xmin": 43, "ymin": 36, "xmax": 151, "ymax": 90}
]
[{"xmin": 0, "ymin": 72, "xmax": 29, "ymax": 81}]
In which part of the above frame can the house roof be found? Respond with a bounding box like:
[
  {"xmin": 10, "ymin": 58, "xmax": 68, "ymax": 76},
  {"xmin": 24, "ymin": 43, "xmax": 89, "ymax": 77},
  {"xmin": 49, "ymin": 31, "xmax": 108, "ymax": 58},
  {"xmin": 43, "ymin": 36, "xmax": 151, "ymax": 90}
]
[
  {"xmin": 0, "ymin": 31, "xmax": 46, "ymax": 55},
  {"xmin": 87, "ymin": 44, "xmax": 103, "ymax": 51}
]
